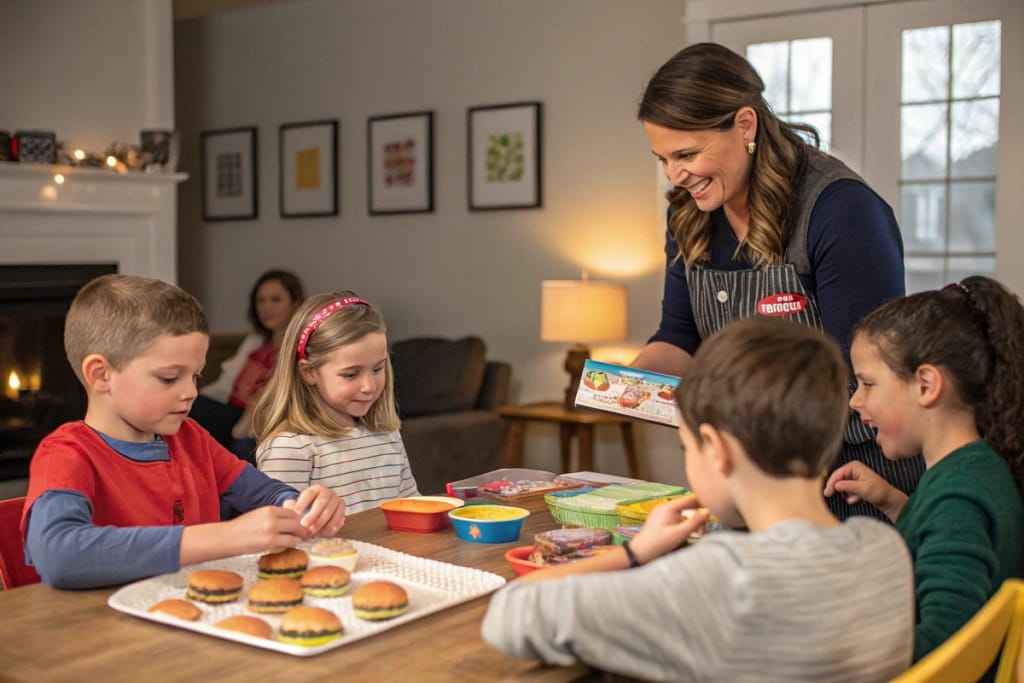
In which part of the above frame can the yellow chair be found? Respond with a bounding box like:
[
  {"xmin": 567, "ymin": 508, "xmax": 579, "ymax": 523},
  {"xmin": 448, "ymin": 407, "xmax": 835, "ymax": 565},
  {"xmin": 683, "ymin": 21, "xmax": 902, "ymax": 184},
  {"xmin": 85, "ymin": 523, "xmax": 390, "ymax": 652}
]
[{"xmin": 890, "ymin": 578, "xmax": 1024, "ymax": 683}]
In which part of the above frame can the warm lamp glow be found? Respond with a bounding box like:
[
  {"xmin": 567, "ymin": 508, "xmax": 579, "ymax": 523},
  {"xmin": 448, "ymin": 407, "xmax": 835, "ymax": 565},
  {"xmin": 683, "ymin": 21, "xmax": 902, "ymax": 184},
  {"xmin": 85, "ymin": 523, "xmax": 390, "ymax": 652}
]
[
  {"xmin": 7, "ymin": 371, "xmax": 20, "ymax": 392},
  {"xmin": 53, "ymin": 174, "xmax": 65, "ymax": 185},
  {"xmin": 541, "ymin": 280, "xmax": 626, "ymax": 343},
  {"xmin": 541, "ymin": 277, "xmax": 627, "ymax": 410}
]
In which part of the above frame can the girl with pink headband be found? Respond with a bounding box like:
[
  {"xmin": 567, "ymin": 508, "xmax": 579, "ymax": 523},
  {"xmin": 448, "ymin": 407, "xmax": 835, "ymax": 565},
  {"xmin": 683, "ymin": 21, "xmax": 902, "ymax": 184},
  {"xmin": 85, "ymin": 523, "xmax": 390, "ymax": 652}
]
[{"xmin": 250, "ymin": 291, "xmax": 419, "ymax": 513}]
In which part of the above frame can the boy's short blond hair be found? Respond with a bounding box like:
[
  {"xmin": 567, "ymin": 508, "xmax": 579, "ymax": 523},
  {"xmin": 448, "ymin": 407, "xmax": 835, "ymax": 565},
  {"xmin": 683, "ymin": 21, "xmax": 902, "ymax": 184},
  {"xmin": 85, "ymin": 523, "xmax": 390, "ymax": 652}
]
[
  {"xmin": 676, "ymin": 316, "xmax": 848, "ymax": 478},
  {"xmin": 64, "ymin": 274, "xmax": 209, "ymax": 383}
]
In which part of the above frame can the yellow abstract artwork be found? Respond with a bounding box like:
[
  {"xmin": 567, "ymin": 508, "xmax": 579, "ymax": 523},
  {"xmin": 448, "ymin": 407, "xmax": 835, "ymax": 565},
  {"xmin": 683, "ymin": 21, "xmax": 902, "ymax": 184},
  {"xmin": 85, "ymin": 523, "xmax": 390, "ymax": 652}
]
[{"xmin": 295, "ymin": 147, "xmax": 320, "ymax": 190}]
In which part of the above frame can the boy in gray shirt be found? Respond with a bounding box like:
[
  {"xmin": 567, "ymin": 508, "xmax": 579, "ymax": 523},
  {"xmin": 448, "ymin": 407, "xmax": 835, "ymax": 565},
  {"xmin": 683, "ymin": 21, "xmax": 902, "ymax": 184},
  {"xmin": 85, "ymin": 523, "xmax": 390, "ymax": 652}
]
[{"xmin": 482, "ymin": 317, "xmax": 914, "ymax": 682}]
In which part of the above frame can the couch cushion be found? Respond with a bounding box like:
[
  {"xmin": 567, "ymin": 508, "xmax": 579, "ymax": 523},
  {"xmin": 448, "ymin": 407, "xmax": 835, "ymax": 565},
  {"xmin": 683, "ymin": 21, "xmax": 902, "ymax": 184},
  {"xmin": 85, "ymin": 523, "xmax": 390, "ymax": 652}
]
[{"xmin": 390, "ymin": 336, "xmax": 487, "ymax": 418}]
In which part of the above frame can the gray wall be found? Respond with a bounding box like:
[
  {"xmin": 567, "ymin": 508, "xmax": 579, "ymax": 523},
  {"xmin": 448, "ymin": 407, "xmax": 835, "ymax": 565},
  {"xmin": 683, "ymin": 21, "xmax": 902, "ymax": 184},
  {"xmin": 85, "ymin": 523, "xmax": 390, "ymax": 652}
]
[{"xmin": 174, "ymin": 0, "xmax": 689, "ymax": 481}]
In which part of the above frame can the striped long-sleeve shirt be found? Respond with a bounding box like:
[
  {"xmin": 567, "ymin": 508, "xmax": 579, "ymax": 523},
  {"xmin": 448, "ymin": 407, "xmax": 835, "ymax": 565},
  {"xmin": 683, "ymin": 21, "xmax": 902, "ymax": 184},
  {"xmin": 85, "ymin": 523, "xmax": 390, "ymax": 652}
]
[
  {"xmin": 483, "ymin": 518, "xmax": 915, "ymax": 682},
  {"xmin": 256, "ymin": 428, "xmax": 419, "ymax": 514}
]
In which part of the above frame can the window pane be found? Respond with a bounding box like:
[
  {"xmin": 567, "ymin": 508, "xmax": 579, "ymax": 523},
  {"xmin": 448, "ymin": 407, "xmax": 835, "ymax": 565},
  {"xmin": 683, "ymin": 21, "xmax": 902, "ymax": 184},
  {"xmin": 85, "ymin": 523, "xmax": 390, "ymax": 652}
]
[
  {"xmin": 902, "ymin": 103, "xmax": 948, "ymax": 179},
  {"xmin": 790, "ymin": 38, "xmax": 832, "ymax": 111},
  {"xmin": 950, "ymin": 99, "xmax": 998, "ymax": 177},
  {"xmin": 905, "ymin": 256, "xmax": 946, "ymax": 294},
  {"xmin": 789, "ymin": 112, "xmax": 831, "ymax": 151},
  {"xmin": 747, "ymin": 42, "xmax": 789, "ymax": 111},
  {"xmin": 948, "ymin": 181, "xmax": 995, "ymax": 252},
  {"xmin": 901, "ymin": 183, "xmax": 946, "ymax": 252},
  {"xmin": 952, "ymin": 21, "xmax": 1001, "ymax": 98},
  {"xmin": 947, "ymin": 255, "xmax": 995, "ymax": 283},
  {"xmin": 902, "ymin": 26, "xmax": 949, "ymax": 103}
]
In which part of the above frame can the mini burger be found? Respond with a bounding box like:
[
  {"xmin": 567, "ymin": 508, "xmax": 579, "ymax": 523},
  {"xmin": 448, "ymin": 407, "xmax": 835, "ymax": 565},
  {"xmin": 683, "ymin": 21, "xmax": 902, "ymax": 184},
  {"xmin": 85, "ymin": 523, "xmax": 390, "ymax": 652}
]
[
  {"xmin": 351, "ymin": 580, "xmax": 409, "ymax": 621},
  {"xmin": 185, "ymin": 569, "xmax": 244, "ymax": 604},
  {"xmin": 246, "ymin": 577, "xmax": 305, "ymax": 613},
  {"xmin": 300, "ymin": 566, "xmax": 351, "ymax": 598},
  {"xmin": 257, "ymin": 547, "xmax": 309, "ymax": 579},
  {"xmin": 278, "ymin": 606, "xmax": 343, "ymax": 647},
  {"xmin": 148, "ymin": 598, "xmax": 202, "ymax": 621},
  {"xmin": 215, "ymin": 615, "xmax": 273, "ymax": 640}
]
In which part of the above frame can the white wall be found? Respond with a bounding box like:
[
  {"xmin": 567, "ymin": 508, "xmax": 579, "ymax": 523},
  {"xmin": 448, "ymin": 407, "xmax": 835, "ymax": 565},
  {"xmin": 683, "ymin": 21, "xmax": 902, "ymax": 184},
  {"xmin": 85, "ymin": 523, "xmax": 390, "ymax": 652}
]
[
  {"xmin": 0, "ymin": 0, "xmax": 175, "ymax": 152},
  {"xmin": 174, "ymin": 0, "xmax": 690, "ymax": 483}
]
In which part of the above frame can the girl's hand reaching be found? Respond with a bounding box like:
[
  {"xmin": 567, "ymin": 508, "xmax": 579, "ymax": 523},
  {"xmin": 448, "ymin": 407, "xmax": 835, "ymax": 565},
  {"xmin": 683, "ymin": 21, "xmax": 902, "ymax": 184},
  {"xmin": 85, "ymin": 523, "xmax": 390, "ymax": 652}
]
[
  {"xmin": 824, "ymin": 461, "xmax": 907, "ymax": 522},
  {"xmin": 285, "ymin": 485, "xmax": 346, "ymax": 537},
  {"xmin": 628, "ymin": 495, "xmax": 708, "ymax": 565}
]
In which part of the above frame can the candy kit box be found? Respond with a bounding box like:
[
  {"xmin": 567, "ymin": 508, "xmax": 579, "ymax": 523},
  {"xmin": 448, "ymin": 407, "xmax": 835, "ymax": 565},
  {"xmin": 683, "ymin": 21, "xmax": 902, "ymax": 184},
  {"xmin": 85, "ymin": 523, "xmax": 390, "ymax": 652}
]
[{"xmin": 573, "ymin": 359, "xmax": 680, "ymax": 427}]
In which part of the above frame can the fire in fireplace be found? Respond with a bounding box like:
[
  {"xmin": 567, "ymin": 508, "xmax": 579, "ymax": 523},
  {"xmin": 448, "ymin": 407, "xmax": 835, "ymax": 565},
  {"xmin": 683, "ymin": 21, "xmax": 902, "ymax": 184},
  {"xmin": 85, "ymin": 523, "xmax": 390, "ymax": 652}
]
[{"xmin": 0, "ymin": 263, "xmax": 117, "ymax": 480}]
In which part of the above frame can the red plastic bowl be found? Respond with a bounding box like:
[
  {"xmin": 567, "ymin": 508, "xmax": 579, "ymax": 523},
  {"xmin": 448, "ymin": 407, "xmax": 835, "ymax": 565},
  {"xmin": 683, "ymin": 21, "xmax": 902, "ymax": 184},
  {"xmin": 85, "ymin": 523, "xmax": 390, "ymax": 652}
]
[
  {"xmin": 504, "ymin": 546, "xmax": 545, "ymax": 576},
  {"xmin": 380, "ymin": 497, "xmax": 461, "ymax": 533}
]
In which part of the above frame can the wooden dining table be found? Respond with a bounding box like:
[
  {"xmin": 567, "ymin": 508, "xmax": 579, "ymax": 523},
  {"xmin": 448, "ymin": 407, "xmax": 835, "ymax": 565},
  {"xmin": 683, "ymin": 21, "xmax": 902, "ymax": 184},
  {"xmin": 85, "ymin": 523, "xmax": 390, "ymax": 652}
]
[{"xmin": 0, "ymin": 495, "xmax": 591, "ymax": 682}]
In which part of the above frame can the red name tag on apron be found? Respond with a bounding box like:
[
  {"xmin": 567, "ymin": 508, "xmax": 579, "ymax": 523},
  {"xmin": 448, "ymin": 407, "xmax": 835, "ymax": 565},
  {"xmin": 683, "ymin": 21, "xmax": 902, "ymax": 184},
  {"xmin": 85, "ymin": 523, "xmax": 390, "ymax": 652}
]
[{"xmin": 757, "ymin": 293, "xmax": 808, "ymax": 316}]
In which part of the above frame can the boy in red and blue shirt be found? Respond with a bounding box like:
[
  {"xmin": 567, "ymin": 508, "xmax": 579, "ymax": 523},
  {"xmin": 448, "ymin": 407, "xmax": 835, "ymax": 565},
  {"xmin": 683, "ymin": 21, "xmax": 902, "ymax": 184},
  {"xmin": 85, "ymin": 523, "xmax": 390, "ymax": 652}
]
[{"xmin": 22, "ymin": 274, "xmax": 346, "ymax": 588}]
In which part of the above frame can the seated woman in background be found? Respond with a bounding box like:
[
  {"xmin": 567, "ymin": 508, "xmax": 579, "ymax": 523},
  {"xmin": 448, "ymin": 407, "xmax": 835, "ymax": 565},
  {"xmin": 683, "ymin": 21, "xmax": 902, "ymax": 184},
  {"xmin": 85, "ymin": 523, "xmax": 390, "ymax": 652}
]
[{"xmin": 191, "ymin": 269, "xmax": 305, "ymax": 462}]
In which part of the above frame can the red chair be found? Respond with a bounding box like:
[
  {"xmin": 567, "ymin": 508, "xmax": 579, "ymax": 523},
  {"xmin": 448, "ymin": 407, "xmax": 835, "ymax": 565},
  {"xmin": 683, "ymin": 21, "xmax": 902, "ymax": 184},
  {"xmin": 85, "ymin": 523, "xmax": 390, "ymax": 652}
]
[{"xmin": 0, "ymin": 497, "xmax": 41, "ymax": 589}]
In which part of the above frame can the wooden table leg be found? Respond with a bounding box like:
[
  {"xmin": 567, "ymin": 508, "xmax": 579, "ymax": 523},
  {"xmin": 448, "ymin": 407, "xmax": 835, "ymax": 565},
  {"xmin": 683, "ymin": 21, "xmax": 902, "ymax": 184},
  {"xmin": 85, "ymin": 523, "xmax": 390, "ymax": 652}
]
[
  {"xmin": 577, "ymin": 424, "xmax": 594, "ymax": 472},
  {"xmin": 558, "ymin": 423, "xmax": 574, "ymax": 472},
  {"xmin": 502, "ymin": 418, "xmax": 526, "ymax": 468},
  {"xmin": 619, "ymin": 422, "xmax": 639, "ymax": 478}
]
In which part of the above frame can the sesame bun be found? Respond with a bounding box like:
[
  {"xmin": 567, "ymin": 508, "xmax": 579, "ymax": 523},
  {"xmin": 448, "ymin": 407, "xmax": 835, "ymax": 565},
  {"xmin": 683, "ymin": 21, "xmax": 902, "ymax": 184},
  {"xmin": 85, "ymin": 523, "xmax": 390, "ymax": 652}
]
[
  {"xmin": 215, "ymin": 615, "xmax": 273, "ymax": 639},
  {"xmin": 309, "ymin": 538, "xmax": 358, "ymax": 572},
  {"xmin": 300, "ymin": 566, "xmax": 351, "ymax": 598},
  {"xmin": 148, "ymin": 598, "xmax": 202, "ymax": 621},
  {"xmin": 257, "ymin": 548, "xmax": 309, "ymax": 579},
  {"xmin": 278, "ymin": 606, "xmax": 343, "ymax": 647},
  {"xmin": 246, "ymin": 577, "xmax": 305, "ymax": 613},
  {"xmin": 351, "ymin": 580, "xmax": 409, "ymax": 621},
  {"xmin": 186, "ymin": 569, "xmax": 244, "ymax": 604}
]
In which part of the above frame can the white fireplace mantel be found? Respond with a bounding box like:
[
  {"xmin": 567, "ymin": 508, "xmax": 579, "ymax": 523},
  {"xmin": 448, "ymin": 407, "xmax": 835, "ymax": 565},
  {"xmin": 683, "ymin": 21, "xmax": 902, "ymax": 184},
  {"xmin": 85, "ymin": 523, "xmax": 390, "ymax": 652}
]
[{"xmin": 0, "ymin": 163, "xmax": 186, "ymax": 284}]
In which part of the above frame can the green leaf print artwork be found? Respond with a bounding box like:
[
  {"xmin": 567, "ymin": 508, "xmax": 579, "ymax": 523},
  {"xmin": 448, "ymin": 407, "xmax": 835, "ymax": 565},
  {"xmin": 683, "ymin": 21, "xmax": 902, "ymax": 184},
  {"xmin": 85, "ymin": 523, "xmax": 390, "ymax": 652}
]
[{"xmin": 486, "ymin": 132, "xmax": 524, "ymax": 182}]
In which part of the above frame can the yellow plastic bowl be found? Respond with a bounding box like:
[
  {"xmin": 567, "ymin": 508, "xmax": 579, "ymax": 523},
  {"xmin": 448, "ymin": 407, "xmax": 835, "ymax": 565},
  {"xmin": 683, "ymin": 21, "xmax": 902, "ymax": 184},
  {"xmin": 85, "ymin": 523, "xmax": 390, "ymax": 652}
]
[{"xmin": 448, "ymin": 505, "xmax": 530, "ymax": 543}]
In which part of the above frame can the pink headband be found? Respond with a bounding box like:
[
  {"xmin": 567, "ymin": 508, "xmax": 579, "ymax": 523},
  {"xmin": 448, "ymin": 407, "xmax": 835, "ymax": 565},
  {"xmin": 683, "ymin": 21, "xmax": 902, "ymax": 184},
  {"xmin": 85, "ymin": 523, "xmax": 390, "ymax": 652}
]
[{"xmin": 296, "ymin": 296, "xmax": 370, "ymax": 360}]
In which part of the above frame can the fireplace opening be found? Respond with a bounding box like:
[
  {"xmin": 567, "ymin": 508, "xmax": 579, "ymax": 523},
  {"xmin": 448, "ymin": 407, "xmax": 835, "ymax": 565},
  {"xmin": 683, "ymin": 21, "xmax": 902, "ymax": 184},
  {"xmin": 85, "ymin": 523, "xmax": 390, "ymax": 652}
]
[{"xmin": 0, "ymin": 263, "xmax": 117, "ymax": 481}]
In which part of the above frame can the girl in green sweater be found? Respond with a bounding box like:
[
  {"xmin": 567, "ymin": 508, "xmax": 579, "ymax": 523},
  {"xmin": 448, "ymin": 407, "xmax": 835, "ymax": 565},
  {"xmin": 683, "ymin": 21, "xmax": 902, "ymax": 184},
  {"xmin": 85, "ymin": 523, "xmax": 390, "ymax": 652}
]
[{"xmin": 825, "ymin": 275, "xmax": 1024, "ymax": 671}]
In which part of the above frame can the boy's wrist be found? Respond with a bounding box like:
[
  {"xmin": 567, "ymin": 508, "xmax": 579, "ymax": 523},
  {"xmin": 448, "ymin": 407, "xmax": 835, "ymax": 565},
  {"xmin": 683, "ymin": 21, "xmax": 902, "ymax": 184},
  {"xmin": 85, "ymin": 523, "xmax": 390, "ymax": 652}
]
[{"xmin": 622, "ymin": 539, "xmax": 642, "ymax": 568}]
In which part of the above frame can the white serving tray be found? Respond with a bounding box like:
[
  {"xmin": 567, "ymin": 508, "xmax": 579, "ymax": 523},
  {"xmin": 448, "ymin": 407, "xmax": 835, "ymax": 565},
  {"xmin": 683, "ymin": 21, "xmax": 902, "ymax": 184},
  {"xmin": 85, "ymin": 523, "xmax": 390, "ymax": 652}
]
[{"xmin": 107, "ymin": 539, "xmax": 506, "ymax": 657}]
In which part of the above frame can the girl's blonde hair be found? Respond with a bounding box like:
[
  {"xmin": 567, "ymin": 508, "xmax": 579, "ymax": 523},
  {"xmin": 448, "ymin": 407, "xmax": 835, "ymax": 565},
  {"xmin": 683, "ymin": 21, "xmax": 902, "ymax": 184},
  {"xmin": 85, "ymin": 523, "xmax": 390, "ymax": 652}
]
[
  {"xmin": 638, "ymin": 42, "xmax": 820, "ymax": 267},
  {"xmin": 251, "ymin": 291, "xmax": 400, "ymax": 442}
]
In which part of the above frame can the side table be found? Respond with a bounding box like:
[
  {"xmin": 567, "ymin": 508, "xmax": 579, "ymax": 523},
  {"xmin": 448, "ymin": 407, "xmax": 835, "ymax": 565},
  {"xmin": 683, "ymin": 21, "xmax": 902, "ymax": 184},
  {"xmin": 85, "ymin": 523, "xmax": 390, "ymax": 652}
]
[{"xmin": 496, "ymin": 401, "xmax": 639, "ymax": 477}]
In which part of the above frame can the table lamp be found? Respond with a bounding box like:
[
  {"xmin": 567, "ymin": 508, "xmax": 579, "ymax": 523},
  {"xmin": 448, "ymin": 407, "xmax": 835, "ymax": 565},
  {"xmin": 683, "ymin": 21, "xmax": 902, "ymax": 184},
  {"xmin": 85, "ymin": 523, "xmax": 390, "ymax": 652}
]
[{"xmin": 541, "ymin": 276, "xmax": 627, "ymax": 411}]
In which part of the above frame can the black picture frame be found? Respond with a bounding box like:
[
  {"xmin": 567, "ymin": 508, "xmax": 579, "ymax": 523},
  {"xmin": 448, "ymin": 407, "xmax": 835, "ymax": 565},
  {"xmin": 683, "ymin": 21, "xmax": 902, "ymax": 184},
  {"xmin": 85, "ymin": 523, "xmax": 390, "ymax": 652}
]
[
  {"xmin": 279, "ymin": 119, "xmax": 339, "ymax": 218},
  {"xmin": 367, "ymin": 111, "xmax": 434, "ymax": 215},
  {"xmin": 467, "ymin": 101, "xmax": 542, "ymax": 211},
  {"xmin": 200, "ymin": 126, "xmax": 258, "ymax": 221}
]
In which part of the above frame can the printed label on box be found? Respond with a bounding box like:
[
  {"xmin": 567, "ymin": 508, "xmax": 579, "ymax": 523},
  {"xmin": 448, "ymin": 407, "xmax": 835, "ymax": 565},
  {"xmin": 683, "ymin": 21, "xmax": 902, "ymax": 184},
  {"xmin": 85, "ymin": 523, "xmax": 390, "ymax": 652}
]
[{"xmin": 574, "ymin": 359, "xmax": 680, "ymax": 427}]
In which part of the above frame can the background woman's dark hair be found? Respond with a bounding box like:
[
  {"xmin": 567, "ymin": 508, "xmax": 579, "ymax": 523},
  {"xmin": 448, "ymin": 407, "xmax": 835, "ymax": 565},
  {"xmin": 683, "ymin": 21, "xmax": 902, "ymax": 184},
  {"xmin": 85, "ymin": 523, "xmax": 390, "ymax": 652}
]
[
  {"xmin": 248, "ymin": 269, "xmax": 305, "ymax": 338},
  {"xmin": 854, "ymin": 276, "xmax": 1024, "ymax": 493},
  {"xmin": 638, "ymin": 42, "xmax": 821, "ymax": 267}
]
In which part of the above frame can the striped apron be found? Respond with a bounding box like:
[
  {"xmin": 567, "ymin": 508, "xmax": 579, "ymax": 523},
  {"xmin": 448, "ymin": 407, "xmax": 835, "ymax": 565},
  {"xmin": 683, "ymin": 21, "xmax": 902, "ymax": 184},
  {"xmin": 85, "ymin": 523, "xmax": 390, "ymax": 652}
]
[{"xmin": 684, "ymin": 153, "xmax": 924, "ymax": 521}]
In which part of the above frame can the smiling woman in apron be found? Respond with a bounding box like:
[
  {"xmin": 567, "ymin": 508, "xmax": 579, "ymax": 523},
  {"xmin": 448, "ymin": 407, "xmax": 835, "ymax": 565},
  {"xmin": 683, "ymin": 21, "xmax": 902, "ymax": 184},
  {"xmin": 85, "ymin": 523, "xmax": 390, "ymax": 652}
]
[{"xmin": 632, "ymin": 42, "xmax": 924, "ymax": 520}]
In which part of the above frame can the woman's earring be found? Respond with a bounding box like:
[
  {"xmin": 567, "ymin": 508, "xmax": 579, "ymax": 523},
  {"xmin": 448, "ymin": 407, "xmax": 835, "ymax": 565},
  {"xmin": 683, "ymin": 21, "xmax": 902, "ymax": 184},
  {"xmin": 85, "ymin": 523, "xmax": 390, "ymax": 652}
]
[{"xmin": 747, "ymin": 141, "xmax": 757, "ymax": 155}]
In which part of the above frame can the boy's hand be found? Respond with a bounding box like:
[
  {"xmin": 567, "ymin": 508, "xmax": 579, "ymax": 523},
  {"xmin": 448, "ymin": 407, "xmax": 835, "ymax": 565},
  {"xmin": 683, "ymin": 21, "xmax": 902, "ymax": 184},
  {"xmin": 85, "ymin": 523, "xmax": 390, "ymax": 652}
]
[
  {"xmin": 284, "ymin": 485, "xmax": 346, "ymax": 537},
  {"xmin": 628, "ymin": 495, "xmax": 707, "ymax": 565},
  {"xmin": 824, "ymin": 462, "xmax": 907, "ymax": 522},
  {"xmin": 227, "ymin": 505, "xmax": 310, "ymax": 554}
]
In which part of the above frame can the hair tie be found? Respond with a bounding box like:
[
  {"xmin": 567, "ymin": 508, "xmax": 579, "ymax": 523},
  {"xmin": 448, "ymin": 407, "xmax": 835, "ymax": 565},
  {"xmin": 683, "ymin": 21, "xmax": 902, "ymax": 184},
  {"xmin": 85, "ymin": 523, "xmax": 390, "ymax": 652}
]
[{"xmin": 296, "ymin": 297, "xmax": 369, "ymax": 360}]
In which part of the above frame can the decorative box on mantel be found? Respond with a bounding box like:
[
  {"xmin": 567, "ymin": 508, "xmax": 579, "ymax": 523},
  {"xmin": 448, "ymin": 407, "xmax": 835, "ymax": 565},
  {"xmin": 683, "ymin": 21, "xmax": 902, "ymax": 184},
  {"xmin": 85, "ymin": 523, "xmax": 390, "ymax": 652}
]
[{"xmin": 0, "ymin": 163, "xmax": 187, "ymax": 283}]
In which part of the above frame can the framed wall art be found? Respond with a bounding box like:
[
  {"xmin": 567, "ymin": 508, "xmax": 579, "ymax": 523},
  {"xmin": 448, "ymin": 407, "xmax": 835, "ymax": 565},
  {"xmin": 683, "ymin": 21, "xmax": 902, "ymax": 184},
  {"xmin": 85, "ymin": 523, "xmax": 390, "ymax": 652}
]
[
  {"xmin": 367, "ymin": 111, "xmax": 434, "ymax": 215},
  {"xmin": 279, "ymin": 119, "xmax": 339, "ymax": 218},
  {"xmin": 467, "ymin": 101, "xmax": 542, "ymax": 211},
  {"xmin": 200, "ymin": 126, "xmax": 258, "ymax": 221}
]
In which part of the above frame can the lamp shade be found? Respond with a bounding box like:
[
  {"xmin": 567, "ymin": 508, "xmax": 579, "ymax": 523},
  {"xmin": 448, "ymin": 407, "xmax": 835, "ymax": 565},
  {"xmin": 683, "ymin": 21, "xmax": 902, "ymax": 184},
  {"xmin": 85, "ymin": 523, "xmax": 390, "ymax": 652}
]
[{"xmin": 541, "ymin": 280, "xmax": 626, "ymax": 343}]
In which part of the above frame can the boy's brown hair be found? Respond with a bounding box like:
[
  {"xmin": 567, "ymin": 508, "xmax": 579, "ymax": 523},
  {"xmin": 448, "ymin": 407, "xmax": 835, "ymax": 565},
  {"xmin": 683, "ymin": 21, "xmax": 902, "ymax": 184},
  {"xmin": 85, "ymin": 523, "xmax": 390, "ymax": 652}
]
[
  {"xmin": 64, "ymin": 274, "xmax": 209, "ymax": 384},
  {"xmin": 675, "ymin": 316, "xmax": 848, "ymax": 477}
]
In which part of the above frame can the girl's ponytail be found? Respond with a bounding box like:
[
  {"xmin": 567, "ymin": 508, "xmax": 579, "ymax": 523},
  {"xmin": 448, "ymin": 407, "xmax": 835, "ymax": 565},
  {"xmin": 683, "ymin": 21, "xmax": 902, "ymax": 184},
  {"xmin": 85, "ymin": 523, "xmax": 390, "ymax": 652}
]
[{"xmin": 960, "ymin": 276, "xmax": 1024, "ymax": 493}]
